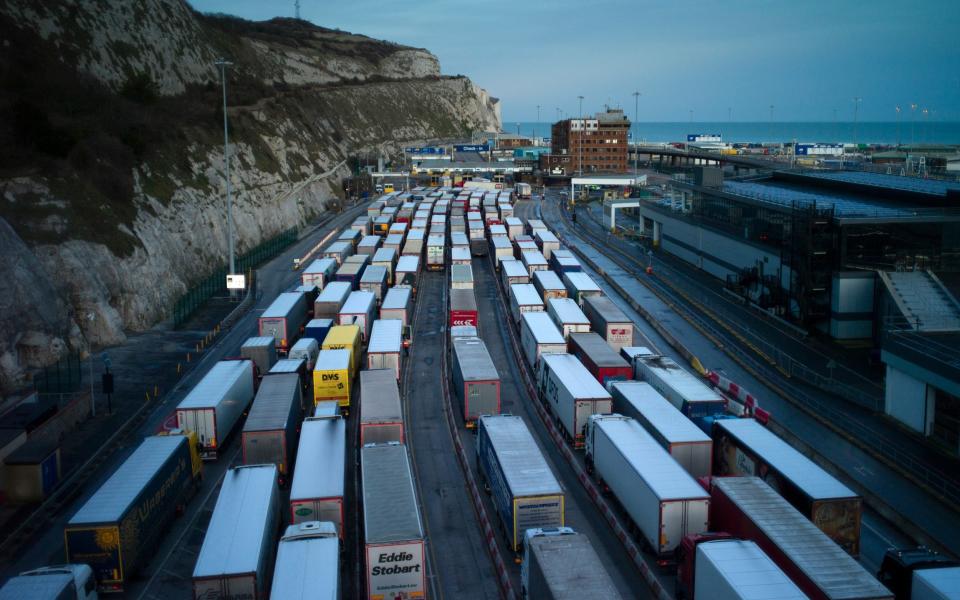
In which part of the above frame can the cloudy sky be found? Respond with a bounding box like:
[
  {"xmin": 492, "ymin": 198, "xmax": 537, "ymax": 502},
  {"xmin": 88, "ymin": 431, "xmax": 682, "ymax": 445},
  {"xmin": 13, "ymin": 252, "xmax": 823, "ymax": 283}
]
[{"xmin": 188, "ymin": 0, "xmax": 960, "ymax": 122}]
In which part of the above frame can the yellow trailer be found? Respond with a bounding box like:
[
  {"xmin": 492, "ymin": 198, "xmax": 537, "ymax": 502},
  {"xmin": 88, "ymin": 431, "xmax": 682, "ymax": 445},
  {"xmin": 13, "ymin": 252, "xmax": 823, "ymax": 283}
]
[
  {"xmin": 313, "ymin": 349, "xmax": 353, "ymax": 413},
  {"xmin": 321, "ymin": 325, "xmax": 361, "ymax": 375}
]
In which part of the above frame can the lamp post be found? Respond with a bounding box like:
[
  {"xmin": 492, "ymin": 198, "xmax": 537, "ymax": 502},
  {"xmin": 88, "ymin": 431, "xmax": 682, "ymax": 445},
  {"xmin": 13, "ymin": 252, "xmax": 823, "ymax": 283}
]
[
  {"xmin": 577, "ymin": 95, "xmax": 584, "ymax": 176},
  {"xmin": 852, "ymin": 97, "xmax": 862, "ymax": 148},
  {"xmin": 86, "ymin": 312, "xmax": 95, "ymax": 418},
  {"xmin": 215, "ymin": 58, "xmax": 236, "ymax": 290},
  {"xmin": 895, "ymin": 105, "xmax": 902, "ymax": 147},
  {"xmin": 632, "ymin": 91, "xmax": 641, "ymax": 179}
]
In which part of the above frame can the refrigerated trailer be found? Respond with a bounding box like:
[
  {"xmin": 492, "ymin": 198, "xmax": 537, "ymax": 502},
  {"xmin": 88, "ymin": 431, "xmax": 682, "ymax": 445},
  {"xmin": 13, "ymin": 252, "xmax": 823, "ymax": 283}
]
[
  {"xmin": 259, "ymin": 292, "xmax": 309, "ymax": 354},
  {"xmin": 176, "ymin": 359, "xmax": 256, "ymax": 460},
  {"xmin": 561, "ymin": 271, "xmax": 602, "ymax": 307},
  {"xmin": 289, "ymin": 417, "xmax": 346, "ymax": 534},
  {"xmin": 335, "ymin": 260, "xmax": 366, "ymax": 290},
  {"xmin": 427, "ymin": 234, "xmax": 446, "ymax": 270},
  {"xmin": 708, "ymin": 476, "xmax": 892, "ymax": 600},
  {"xmin": 536, "ymin": 354, "xmax": 613, "ymax": 447},
  {"xmin": 450, "ymin": 288, "xmax": 479, "ymax": 327},
  {"xmin": 535, "ymin": 229, "xmax": 560, "ymax": 259},
  {"xmin": 521, "ymin": 528, "xmax": 622, "ymax": 600},
  {"xmin": 633, "ymin": 353, "xmax": 727, "ymax": 421},
  {"xmin": 371, "ymin": 248, "xmax": 398, "ymax": 285},
  {"xmin": 567, "ymin": 332, "xmax": 632, "ymax": 386},
  {"xmin": 65, "ymin": 433, "xmax": 202, "ymax": 593},
  {"xmin": 546, "ymin": 298, "xmax": 591, "ymax": 339},
  {"xmin": 192, "ymin": 465, "xmax": 280, "ymax": 600},
  {"xmin": 314, "ymin": 281, "xmax": 352, "ymax": 320},
  {"xmin": 288, "ymin": 337, "xmax": 319, "ymax": 372},
  {"xmin": 501, "ymin": 259, "xmax": 531, "ymax": 289},
  {"xmin": 476, "ymin": 415, "xmax": 565, "ymax": 552},
  {"xmin": 451, "ymin": 336, "xmax": 501, "ymax": 426},
  {"xmin": 359, "ymin": 369, "xmax": 404, "ymax": 445},
  {"xmin": 548, "ymin": 249, "xmax": 581, "ymax": 274},
  {"xmin": 521, "ymin": 250, "xmax": 549, "ymax": 276},
  {"xmin": 339, "ymin": 290, "xmax": 376, "ymax": 343},
  {"xmin": 510, "ymin": 283, "xmax": 545, "ymax": 325},
  {"xmin": 689, "ymin": 539, "xmax": 806, "ymax": 600},
  {"xmin": 270, "ymin": 521, "xmax": 340, "ymax": 599},
  {"xmin": 241, "ymin": 336, "xmax": 277, "ymax": 377},
  {"xmin": 395, "ymin": 255, "xmax": 420, "ymax": 290},
  {"xmin": 451, "ymin": 263, "xmax": 474, "ymax": 289},
  {"xmin": 361, "ymin": 444, "xmax": 426, "ymax": 600},
  {"xmin": 585, "ymin": 414, "xmax": 710, "ymax": 558},
  {"xmin": 380, "ymin": 286, "xmax": 412, "ymax": 326},
  {"xmin": 712, "ymin": 418, "xmax": 862, "ymax": 556},
  {"xmin": 367, "ymin": 319, "xmax": 403, "ymax": 381},
  {"xmin": 533, "ymin": 270, "xmax": 568, "ymax": 301},
  {"xmin": 451, "ymin": 246, "xmax": 472, "ymax": 265},
  {"xmin": 241, "ymin": 374, "xmax": 303, "ymax": 481},
  {"xmin": 582, "ymin": 295, "xmax": 634, "ymax": 351},
  {"xmin": 520, "ymin": 312, "xmax": 568, "ymax": 370},
  {"xmin": 505, "ymin": 217, "xmax": 524, "ymax": 240},
  {"xmin": 321, "ymin": 240, "xmax": 353, "ymax": 265},
  {"xmin": 490, "ymin": 235, "xmax": 514, "ymax": 267},
  {"xmin": 609, "ymin": 381, "xmax": 712, "ymax": 479},
  {"xmin": 357, "ymin": 234, "xmax": 382, "ymax": 256}
]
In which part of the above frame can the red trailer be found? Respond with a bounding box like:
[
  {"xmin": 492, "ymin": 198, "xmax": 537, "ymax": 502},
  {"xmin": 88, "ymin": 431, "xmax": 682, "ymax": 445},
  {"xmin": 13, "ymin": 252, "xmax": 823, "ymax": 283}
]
[
  {"xmin": 449, "ymin": 288, "xmax": 478, "ymax": 327},
  {"xmin": 568, "ymin": 332, "xmax": 633, "ymax": 386}
]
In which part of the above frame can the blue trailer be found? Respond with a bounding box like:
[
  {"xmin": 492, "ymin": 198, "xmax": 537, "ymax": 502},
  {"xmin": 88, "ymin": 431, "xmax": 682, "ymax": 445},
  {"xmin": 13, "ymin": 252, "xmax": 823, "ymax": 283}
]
[{"xmin": 303, "ymin": 318, "xmax": 333, "ymax": 344}]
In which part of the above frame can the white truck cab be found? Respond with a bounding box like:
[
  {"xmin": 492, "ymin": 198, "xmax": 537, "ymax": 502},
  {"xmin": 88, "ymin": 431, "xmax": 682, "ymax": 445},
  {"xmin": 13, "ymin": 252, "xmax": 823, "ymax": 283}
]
[{"xmin": 0, "ymin": 564, "xmax": 98, "ymax": 600}]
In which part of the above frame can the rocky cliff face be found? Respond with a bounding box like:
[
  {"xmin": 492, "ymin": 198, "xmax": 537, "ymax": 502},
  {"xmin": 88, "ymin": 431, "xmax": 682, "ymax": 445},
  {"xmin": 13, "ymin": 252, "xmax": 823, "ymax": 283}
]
[{"xmin": 0, "ymin": 1, "xmax": 500, "ymax": 392}]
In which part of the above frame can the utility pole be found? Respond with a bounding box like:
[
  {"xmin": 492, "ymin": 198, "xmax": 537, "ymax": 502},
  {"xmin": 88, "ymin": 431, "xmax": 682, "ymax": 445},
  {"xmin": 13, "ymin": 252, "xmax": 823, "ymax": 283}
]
[
  {"xmin": 895, "ymin": 105, "xmax": 902, "ymax": 147},
  {"xmin": 632, "ymin": 91, "xmax": 641, "ymax": 179},
  {"xmin": 215, "ymin": 58, "xmax": 236, "ymax": 288},
  {"xmin": 852, "ymin": 97, "xmax": 862, "ymax": 148},
  {"xmin": 294, "ymin": 0, "xmax": 300, "ymax": 19},
  {"xmin": 577, "ymin": 95, "xmax": 584, "ymax": 176}
]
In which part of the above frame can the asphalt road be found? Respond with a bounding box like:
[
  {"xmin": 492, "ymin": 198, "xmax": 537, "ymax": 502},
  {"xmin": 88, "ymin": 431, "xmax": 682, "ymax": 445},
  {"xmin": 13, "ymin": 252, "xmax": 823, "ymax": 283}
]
[
  {"xmin": 522, "ymin": 196, "xmax": 920, "ymax": 575},
  {"xmin": 3, "ymin": 202, "xmax": 371, "ymax": 594}
]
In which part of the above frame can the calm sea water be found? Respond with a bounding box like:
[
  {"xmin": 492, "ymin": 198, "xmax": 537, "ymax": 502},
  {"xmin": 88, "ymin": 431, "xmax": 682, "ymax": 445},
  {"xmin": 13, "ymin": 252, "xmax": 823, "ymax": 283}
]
[{"xmin": 501, "ymin": 121, "xmax": 960, "ymax": 145}]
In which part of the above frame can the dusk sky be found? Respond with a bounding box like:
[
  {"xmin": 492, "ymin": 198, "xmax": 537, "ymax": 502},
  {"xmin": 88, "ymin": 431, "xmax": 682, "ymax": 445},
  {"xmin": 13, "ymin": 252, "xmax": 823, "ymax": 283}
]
[{"xmin": 188, "ymin": 0, "xmax": 960, "ymax": 123}]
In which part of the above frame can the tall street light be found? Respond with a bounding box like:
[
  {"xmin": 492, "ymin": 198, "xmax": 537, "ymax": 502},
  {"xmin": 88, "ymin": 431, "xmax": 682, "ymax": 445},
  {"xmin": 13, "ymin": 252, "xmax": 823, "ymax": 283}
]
[
  {"xmin": 852, "ymin": 97, "xmax": 862, "ymax": 148},
  {"xmin": 895, "ymin": 105, "xmax": 902, "ymax": 147},
  {"xmin": 215, "ymin": 58, "xmax": 236, "ymax": 284},
  {"xmin": 632, "ymin": 91, "xmax": 641, "ymax": 179},
  {"xmin": 577, "ymin": 95, "xmax": 584, "ymax": 176}
]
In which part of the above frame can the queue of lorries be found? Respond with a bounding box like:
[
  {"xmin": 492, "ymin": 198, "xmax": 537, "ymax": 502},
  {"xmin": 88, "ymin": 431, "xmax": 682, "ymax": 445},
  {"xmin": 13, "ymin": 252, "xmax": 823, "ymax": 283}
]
[{"xmin": 2, "ymin": 185, "xmax": 957, "ymax": 600}]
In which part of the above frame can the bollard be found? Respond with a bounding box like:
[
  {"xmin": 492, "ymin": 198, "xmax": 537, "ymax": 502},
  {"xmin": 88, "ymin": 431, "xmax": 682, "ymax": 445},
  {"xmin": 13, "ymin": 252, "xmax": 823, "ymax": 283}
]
[
  {"xmin": 177, "ymin": 363, "xmax": 182, "ymax": 374},
  {"xmin": 186, "ymin": 353, "xmax": 191, "ymax": 363},
  {"xmin": 145, "ymin": 391, "xmax": 150, "ymax": 402},
  {"xmin": 154, "ymin": 385, "xmax": 159, "ymax": 398}
]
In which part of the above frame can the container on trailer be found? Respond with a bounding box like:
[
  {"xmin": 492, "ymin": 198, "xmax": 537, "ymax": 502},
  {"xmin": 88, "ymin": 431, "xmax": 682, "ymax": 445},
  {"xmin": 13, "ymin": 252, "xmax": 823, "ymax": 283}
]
[
  {"xmin": 692, "ymin": 539, "xmax": 806, "ymax": 600},
  {"xmin": 176, "ymin": 360, "xmax": 256, "ymax": 459},
  {"xmin": 383, "ymin": 233, "xmax": 405, "ymax": 254},
  {"xmin": 322, "ymin": 324, "xmax": 361, "ymax": 377},
  {"xmin": 490, "ymin": 235, "xmax": 514, "ymax": 267},
  {"xmin": 313, "ymin": 349, "xmax": 352, "ymax": 409},
  {"xmin": 521, "ymin": 250, "xmax": 549, "ymax": 276},
  {"xmin": 360, "ymin": 369, "xmax": 404, "ymax": 445},
  {"xmin": 313, "ymin": 400, "xmax": 339, "ymax": 417},
  {"xmin": 610, "ymin": 381, "xmax": 712, "ymax": 478},
  {"xmin": 192, "ymin": 465, "xmax": 280, "ymax": 600},
  {"xmin": 380, "ymin": 286, "xmax": 412, "ymax": 326},
  {"xmin": 451, "ymin": 263, "xmax": 474, "ymax": 289},
  {"xmin": 288, "ymin": 337, "xmax": 319, "ymax": 372},
  {"xmin": 634, "ymin": 354, "xmax": 727, "ymax": 420},
  {"xmin": 359, "ymin": 265, "xmax": 388, "ymax": 303},
  {"xmin": 521, "ymin": 528, "xmax": 623, "ymax": 600},
  {"xmin": 338, "ymin": 228, "xmax": 361, "ymax": 248},
  {"xmin": 501, "ymin": 259, "xmax": 530, "ymax": 289},
  {"xmin": 427, "ymin": 234, "xmax": 446, "ymax": 270},
  {"xmin": 270, "ymin": 521, "xmax": 340, "ymax": 599},
  {"xmin": 259, "ymin": 292, "xmax": 309, "ymax": 353},
  {"xmin": 371, "ymin": 248, "xmax": 398, "ymax": 284},
  {"xmin": 537, "ymin": 354, "xmax": 613, "ymax": 446},
  {"xmin": 520, "ymin": 312, "xmax": 567, "ymax": 370},
  {"xmin": 321, "ymin": 240, "xmax": 353, "ymax": 265},
  {"xmin": 65, "ymin": 433, "xmax": 201, "ymax": 593},
  {"xmin": 713, "ymin": 418, "xmax": 862, "ymax": 556},
  {"xmin": 582, "ymin": 296, "xmax": 634, "ymax": 351},
  {"xmin": 509, "ymin": 283, "xmax": 545, "ymax": 325},
  {"xmin": 301, "ymin": 257, "xmax": 337, "ymax": 289},
  {"xmin": 567, "ymin": 332, "xmax": 632, "ymax": 386},
  {"xmin": 339, "ymin": 290, "xmax": 376, "ymax": 342},
  {"xmin": 451, "ymin": 337, "xmax": 501, "ymax": 426},
  {"xmin": 289, "ymin": 417, "xmax": 346, "ymax": 532},
  {"xmin": 505, "ymin": 217, "xmax": 524, "ymax": 240},
  {"xmin": 585, "ymin": 414, "xmax": 709, "ymax": 557},
  {"xmin": 395, "ymin": 255, "xmax": 420, "ymax": 289},
  {"xmin": 562, "ymin": 272, "xmax": 602, "ymax": 307},
  {"xmin": 450, "ymin": 325, "xmax": 479, "ymax": 339},
  {"xmin": 546, "ymin": 298, "xmax": 591, "ymax": 339},
  {"xmin": 535, "ymin": 230, "xmax": 560, "ymax": 259},
  {"xmin": 303, "ymin": 318, "xmax": 333, "ymax": 344},
  {"xmin": 314, "ymin": 281, "xmax": 352, "ymax": 320},
  {"xmin": 451, "ymin": 231, "xmax": 469, "ymax": 249},
  {"xmin": 335, "ymin": 260, "xmax": 366, "ymax": 290},
  {"xmin": 357, "ymin": 234, "xmax": 382, "ymax": 256},
  {"xmin": 477, "ymin": 415, "xmax": 565, "ymax": 552},
  {"xmin": 367, "ymin": 319, "xmax": 403, "ymax": 381},
  {"xmin": 361, "ymin": 444, "xmax": 426, "ymax": 600},
  {"xmin": 451, "ymin": 246, "xmax": 472, "ymax": 265},
  {"xmin": 549, "ymin": 249, "xmax": 582, "ymax": 274},
  {"xmin": 242, "ymin": 374, "xmax": 303, "ymax": 479},
  {"xmin": 709, "ymin": 476, "xmax": 893, "ymax": 600},
  {"xmin": 450, "ymin": 288, "xmax": 479, "ymax": 327},
  {"xmin": 241, "ymin": 336, "xmax": 277, "ymax": 377},
  {"xmin": 533, "ymin": 270, "xmax": 568, "ymax": 301}
]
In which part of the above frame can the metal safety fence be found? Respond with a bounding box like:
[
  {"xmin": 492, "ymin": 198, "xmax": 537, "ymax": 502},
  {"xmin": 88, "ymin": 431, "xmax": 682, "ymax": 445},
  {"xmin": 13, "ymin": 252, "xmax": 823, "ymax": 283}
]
[
  {"xmin": 172, "ymin": 228, "xmax": 297, "ymax": 327},
  {"xmin": 32, "ymin": 352, "xmax": 84, "ymax": 394}
]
